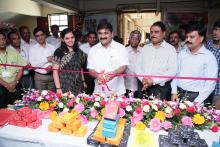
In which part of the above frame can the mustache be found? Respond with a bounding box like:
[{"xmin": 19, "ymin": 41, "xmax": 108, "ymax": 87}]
[
  {"xmin": 100, "ymin": 38, "xmax": 107, "ymax": 40},
  {"xmin": 186, "ymin": 41, "xmax": 192, "ymax": 44}
]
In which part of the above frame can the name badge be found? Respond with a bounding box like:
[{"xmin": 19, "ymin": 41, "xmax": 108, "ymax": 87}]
[{"xmin": 2, "ymin": 71, "xmax": 12, "ymax": 78}]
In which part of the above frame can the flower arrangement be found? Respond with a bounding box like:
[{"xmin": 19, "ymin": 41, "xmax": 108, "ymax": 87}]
[{"xmin": 17, "ymin": 89, "xmax": 220, "ymax": 132}]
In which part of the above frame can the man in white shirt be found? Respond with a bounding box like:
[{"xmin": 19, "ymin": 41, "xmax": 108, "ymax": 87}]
[
  {"xmin": 8, "ymin": 31, "xmax": 33, "ymax": 89},
  {"xmin": 46, "ymin": 25, "xmax": 61, "ymax": 49},
  {"xmin": 87, "ymin": 22, "xmax": 129, "ymax": 96},
  {"xmin": 80, "ymin": 31, "xmax": 98, "ymax": 55},
  {"xmin": 124, "ymin": 30, "xmax": 142, "ymax": 97},
  {"xmin": 29, "ymin": 27, "xmax": 55, "ymax": 91},
  {"xmin": 135, "ymin": 21, "xmax": 177, "ymax": 100},
  {"xmin": 80, "ymin": 31, "xmax": 98, "ymax": 95},
  {"xmin": 168, "ymin": 30, "xmax": 184, "ymax": 53},
  {"xmin": 19, "ymin": 25, "xmax": 37, "ymax": 50},
  {"xmin": 171, "ymin": 21, "xmax": 218, "ymax": 104}
]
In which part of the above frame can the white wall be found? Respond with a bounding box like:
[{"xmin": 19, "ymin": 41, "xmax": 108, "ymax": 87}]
[
  {"xmin": 12, "ymin": 15, "xmax": 37, "ymax": 38},
  {"xmin": 41, "ymin": 5, "xmax": 67, "ymax": 17},
  {"xmin": 0, "ymin": 0, "xmax": 41, "ymax": 16}
]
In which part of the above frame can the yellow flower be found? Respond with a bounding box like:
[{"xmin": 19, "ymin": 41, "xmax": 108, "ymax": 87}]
[
  {"xmin": 39, "ymin": 101, "xmax": 49, "ymax": 111},
  {"xmin": 50, "ymin": 111, "xmax": 58, "ymax": 121},
  {"xmin": 192, "ymin": 114, "xmax": 205, "ymax": 125},
  {"xmin": 53, "ymin": 101, "xmax": 59, "ymax": 106},
  {"xmin": 96, "ymin": 115, "xmax": 102, "ymax": 121},
  {"xmin": 155, "ymin": 111, "xmax": 166, "ymax": 122},
  {"xmin": 71, "ymin": 109, "xmax": 76, "ymax": 113},
  {"xmin": 101, "ymin": 108, "xmax": 106, "ymax": 116},
  {"xmin": 136, "ymin": 121, "xmax": 146, "ymax": 130}
]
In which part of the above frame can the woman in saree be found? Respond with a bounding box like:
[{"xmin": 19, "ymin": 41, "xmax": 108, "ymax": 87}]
[{"xmin": 53, "ymin": 28, "xmax": 87, "ymax": 95}]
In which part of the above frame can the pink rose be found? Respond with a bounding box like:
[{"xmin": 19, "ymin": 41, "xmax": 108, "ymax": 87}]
[
  {"xmin": 161, "ymin": 121, "xmax": 172, "ymax": 130},
  {"xmin": 130, "ymin": 111, "xmax": 143, "ymax": 126},
  {"xmin": 74, "ymin": 103, "xmax": 85, "ymax": 113},
  {"xmin": 150, "ymin": 118, "xmax": 161, "ymax": 132},
  {"xmin": 90, "ymin": 107, "xmax": 98, "ymax": 118},
  {"xmin": 67, "ymin": 99, "xmax": 75, "ymax": 107},
  {"xmin": 78, "ymin": 114, "xmax": 88, "ymax": 125},
  {"xmin": 119, "ymin": 108, "xmax": 125, "ymax": 118},
  {"xmin": 181, "ymin": 116, "xmax": 193, "ymax": 127}
]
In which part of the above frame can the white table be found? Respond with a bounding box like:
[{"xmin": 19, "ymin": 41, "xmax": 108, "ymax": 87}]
[{"xmin": 0, "ymin": 119, "xmax": 219, "ymax": 147}]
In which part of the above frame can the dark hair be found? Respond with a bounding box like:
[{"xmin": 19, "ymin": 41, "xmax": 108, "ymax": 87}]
[
  {"xmin": 168, "ymin": 30, "xmax": 181, "ymax": 40},
  {"xmin": 7, "ymin": 31, "xmax": 19, "ymax": 40},
  {"xmin": 0, "ymin": 30, "xmax": 6, "ymax": 39},
  {"xmin": 19, "ymin": 25, "xmax": 29, "ymax": 33},
  {"xmin": 97, "ymin": 22, "xmax": 113, "ymax": 32},
  {"xmin": 60, "ymin": 28, "xmax": 79, "ymax": 53},
  {"xmin": 213, "ymin": 19, "xmax": 220, "ymax": 28},
  {"xmin": 186, "ymin": 21, "xmax": 206, "ymax": 42},
  {"xmin": 33, "ymin": 27, "xmax": 45, "ymax": 36},
  {"xmin": 51, "ymin": 25, "xmax": 59, "ymax": 30},
  {"xmin": 152, "ymin": 21, "xmax": 166, "ymax": 32},
  {"xmin": 87, "ymin": 31, "xmax": 97, "ymax": 38}
]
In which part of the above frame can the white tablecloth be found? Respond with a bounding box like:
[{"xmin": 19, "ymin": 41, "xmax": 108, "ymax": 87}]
[{"xmin": 0, "ymin": 119, "xmax": 219, "ymax": 147}]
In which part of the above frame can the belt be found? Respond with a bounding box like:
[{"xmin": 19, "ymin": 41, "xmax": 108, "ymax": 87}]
[{"xmin": 35, "ymin": 72, "xmax": 52, "ymax": 75}]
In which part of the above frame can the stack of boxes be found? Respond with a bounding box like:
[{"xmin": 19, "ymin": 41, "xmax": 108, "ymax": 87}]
[
  {"xmin": 87, "ymin": 101, "xmax": 129, "ymax": 147},
  {"xmin": 9, "ymin": 106, "xmax": 42, "ymax": 129},
  {"xmin": 48, "ymin": 112, "xmax": 88, "ymax": 137},
  {"xmin": 212, "ymin": 137, "xmax": 220, "ymax": 147},
  {"xmin": 102, "ymin": 101, "xmax": 120, "ymax": 138}
]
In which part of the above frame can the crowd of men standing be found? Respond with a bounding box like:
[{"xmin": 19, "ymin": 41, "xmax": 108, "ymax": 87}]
[{"xmin": 0, "ymin": 19, "xmax": 220, "ymax": 109}]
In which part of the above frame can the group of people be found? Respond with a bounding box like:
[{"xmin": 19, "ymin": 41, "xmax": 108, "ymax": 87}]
[{"xmin": 0, "ymin": 19, "xmax": 220, "ymax": 109}]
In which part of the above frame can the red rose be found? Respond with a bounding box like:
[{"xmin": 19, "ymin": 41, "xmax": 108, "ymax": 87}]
[
  {"xmin": 142, "ymin": 100, "xmax": 150, "ymax": 106},
  {"xmin": 100, "ymin": 100, "xmax": 107, "ymax": 106},
  {"xmin": 156, "ymin": 104, "xmax": 161, "ymax": 110},
  {"xmin": 186, "ymin": 106, "xmax": 195, "ymax": 113},
  {"xmin": 50, "ymin": 105, "xmax": 54, "ymax": 111},
  {"xmin": 135, "ymin": 107, "xmax": 142, "ymax": 114},
  {"xmin": 56, "ymin": 93, "xmax": 62, "ymax": 98},
  {"xmin": 84, "ymin": 97, "xmax": 92, "ymax": 101},
  {"xmin": 121, "ymin": 102, "xmax": 127, "ymax": 108},
  {"xmin": 48, "ymin": 90, "xmax": 55, "ymax": 95},
  {"xmin": 211, "ymin": 125, "xmax": 219, "ymax": 132},
  {"xmin": 174, "ymin": 108, "xmax": 181, "ymax": 116}
]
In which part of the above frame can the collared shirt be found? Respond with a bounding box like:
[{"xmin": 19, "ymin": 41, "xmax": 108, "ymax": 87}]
[
  {"xmin": 87, "ymin": 40, "xmax": 129, "ymax": 96},
  {"xmin": 171, "ymin": 45, "xmax": 218, "ymax": 103},
  {"xmin": 176, "ymin": 42, "xmax": 185, "ymax": 54},
  {"xmin": 80, "ymin": 42, "xmax": 92, "ymax": 55},
  {"xmin": 21, "ymin": 38, "xmax": 37, "ymax": 50},
  {"xmin": 0, "ymin": 47, "xmax": 27, "ymax": 83},
  {"xmin": 206, "ymin": 39, "xmax": 220, "ymax": 96},
  {"xmin": 8, "ymin": 45, "xmax": 29, "ymax": 75},
  {"xmin": 8, "ymin": 45, "xmax": 29, "ymax": 63},
  {"xmin": 29, "ymin": 43, "xmax": 55, "ymax": 74},
  {"xmin": 124, "ymin": 45, "xmax": 142, "ymax": 91},
  {"xmin": 135, "ymin": 40, "xmax": 177, "ymax": 86},
  {"xmin": 46, "ymin": 35, "xmax": 61, "ymax": 49}
]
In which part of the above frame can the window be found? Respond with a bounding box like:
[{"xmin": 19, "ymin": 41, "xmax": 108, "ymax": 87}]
[{"xmin": 48, "ymin": 13, "xmax": 68, "ymax": 32}]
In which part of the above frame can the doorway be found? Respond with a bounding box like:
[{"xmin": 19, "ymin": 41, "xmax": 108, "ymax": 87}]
[{"xmin": 120, "ymin": 12, "xmax": 161, "ymax": 45}]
